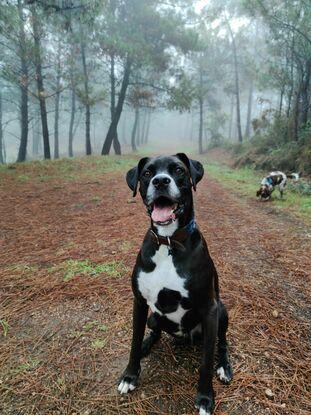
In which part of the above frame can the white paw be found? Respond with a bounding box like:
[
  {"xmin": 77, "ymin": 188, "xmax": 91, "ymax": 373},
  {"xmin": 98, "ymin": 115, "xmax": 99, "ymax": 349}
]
[
  {"xmin": 199, "ymin": 407, "xmax": 211, "ymax": 415},
  {"xmin": 118, "ymin": 379, "xmax": 136, "ymax": 394},
  {"xmin": 217, "ymin": 366, "xmax": 230, "ymax": 383}
]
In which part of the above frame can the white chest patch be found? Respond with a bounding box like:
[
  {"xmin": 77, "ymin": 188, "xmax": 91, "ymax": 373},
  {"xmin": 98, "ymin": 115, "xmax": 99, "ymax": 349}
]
[{"xmin": 137, "ymin": 245, "xmax": 188, "ymax": 325}]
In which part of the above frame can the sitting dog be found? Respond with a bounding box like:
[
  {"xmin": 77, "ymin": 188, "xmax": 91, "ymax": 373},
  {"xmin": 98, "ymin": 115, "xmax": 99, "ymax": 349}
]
[
  {"xmin": 118, "ymin": 153, "xmax": 232, "ymax": 415},
  {"xmin": 256, "ymin": 171, "xmax": 299, "ymax": 200}
]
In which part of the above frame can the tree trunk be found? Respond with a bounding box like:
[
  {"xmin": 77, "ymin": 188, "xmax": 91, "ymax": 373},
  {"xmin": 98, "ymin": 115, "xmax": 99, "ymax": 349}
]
[
  {"xmin": 16, "ymin": 0, "xmax": 29, "ymax": 163},
  {"xmin": 80, "ymin": 36, "xmax": 91, "ymax": 155},
  {"xmin": 227, "ymin": 20, "xmax": 243, "ymax": 142},
  {"xmin": 228, "ymin": 94, "xmax": 234, "ymax": 140},
  {"xmin": 300, "ymin": 58, "xmax": 311, "ymax": 125},
  {"xmin": 293, "ymin": 89, "xmax": 300, "ymax": 141},
  {"xmin": 54, "ymin": 40, "xmax": 61, "ymax": 159},
  {"xmin": 131, "ymin": 106, "xmax": 139, "ymax": 152},
  {"xmin": 144, "ymin": 109, "xmax": 151, "ymax": 144},
  {"xmin": 32, "ymin": 5, "xmax": 50, "ymax": 159},
  {"xmin": 244, "ymin": 79, "xmax": 253, "ymax": 138},
  {"xmin": 110, "ymin": 53, "xmax": 121, "ymax": 155},
  {"xmin": 32, "ymin": 106, "xmax": 40, "ymax": 156},
  {"xmin": 198, "ymin": 96, "xmax": 203, "ymax": 154},
  {"xmin": 0, "ymin": 89, "xmax": 3, "ymax": 163},
  {"xmin": 102, "ymin": 58, "xmax": 131, "ymax": 155},
  {"xmin": 278, "ymin": 86, "xmax": 284, "ymax": 115},
  {"xmin": 68, "ymin": 47, "xmax": 76, "ymax": 157},
  {"xmin": 136, "ymin": 109, "xmax": 141, "ymax": 146}
]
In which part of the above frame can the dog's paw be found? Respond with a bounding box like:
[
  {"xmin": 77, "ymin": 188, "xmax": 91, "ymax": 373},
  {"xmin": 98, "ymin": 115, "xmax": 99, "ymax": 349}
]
[
  {"xmin": 195, "ymin": 394, "xmax": 215, "ymax": 415},
  {"xmin": 216, "ymin": 363, "xmax": 233, "ymax": 384},
  {"xmin": 117, "ymin": 370, "xmax": 140, "ymax": 394},
  {"xmin": 118, "ymin": 375, "xmax": 138, "ymax": 394}
]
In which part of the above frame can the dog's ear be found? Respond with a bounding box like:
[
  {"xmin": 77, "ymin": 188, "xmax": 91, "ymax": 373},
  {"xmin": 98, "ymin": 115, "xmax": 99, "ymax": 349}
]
[
  {"xmin": 256, "ymin": 190, "xmax": 261, "ymax": 197},
  {"xmin": 175, "ymin": 153, "xmax": 204, "ymax": 191},
  {"xmin": 126, "ymin": 157, "xmax": 150, "ymax": 197}
]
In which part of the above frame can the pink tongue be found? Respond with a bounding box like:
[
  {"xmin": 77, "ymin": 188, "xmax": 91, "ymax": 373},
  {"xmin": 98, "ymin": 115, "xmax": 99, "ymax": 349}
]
[{"xmin": 151, "ymin": 206, "xmax": 175, "ymax": 223}]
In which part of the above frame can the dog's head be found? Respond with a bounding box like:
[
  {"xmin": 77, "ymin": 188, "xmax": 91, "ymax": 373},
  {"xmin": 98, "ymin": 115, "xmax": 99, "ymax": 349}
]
[
  {"xmin": 126, "ymin": 153, "xmax": 204, "ymax": 227},
  {"xmin": 256, "ymin": 185, "xmax": 271, "ymax": 200}
]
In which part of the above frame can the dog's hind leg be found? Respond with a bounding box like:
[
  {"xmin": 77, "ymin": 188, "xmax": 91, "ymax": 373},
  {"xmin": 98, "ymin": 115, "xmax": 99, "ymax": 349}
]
[
  {"xmin": 141, "ymin": 313, "xmax": 161, "ymax": 357},
  {"xmin": 216, "ymin": 300, "xmax": 233, "ymax": 384}
]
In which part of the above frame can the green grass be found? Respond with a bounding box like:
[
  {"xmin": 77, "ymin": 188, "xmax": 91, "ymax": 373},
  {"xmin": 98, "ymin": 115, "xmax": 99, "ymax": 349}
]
[
  {"xmin": 49, "ymin": 259, "xmax": 128, "ymax": 282},
  {"xmin": 203, "ymin": 160, "xmax": 311, "ymax": 221},
  {"xmin": 0, "ymin": 319, "xmax": 10, "ymax": 337},
  {"xmin": 0, "ymin": 155, "xmax": 137, "ymax": 183}
]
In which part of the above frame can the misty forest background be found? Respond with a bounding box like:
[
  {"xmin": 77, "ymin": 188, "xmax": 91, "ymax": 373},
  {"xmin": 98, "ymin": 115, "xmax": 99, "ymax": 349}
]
[{"xmin": 0, "ymin": 0, "xmax": 310, "ymax": 173}]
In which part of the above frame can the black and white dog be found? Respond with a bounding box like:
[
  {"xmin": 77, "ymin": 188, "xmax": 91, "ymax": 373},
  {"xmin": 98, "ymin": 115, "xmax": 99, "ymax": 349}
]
[
  {"xmin": 256, "ymin": 171, "xmax": 299, "ymax": 200},
  {"xmin": 118, "ymin": 153, "xmax": 232, "ymax": 415}
]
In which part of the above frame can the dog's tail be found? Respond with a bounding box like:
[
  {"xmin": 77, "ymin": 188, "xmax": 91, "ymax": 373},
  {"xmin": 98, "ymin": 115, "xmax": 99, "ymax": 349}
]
[{"xmin": 287, "ymin": 172, "xmax": 301, "ymax": 181}]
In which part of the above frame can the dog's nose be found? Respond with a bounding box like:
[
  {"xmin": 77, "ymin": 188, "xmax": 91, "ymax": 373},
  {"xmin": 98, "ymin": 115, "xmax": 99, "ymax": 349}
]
[{"xmin": 152, "ymin": 176, "xmax": 171, "ymax": 189}]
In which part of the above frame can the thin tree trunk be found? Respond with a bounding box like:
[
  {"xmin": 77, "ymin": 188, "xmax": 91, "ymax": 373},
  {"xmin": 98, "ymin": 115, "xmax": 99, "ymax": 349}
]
[
  {"xmin": 286, "ymin": 35, "xmax": 295, "ymax": 118},
  {"xmin": 278, "ymin": 86, "xmax": 284, "ymax": 115},
  {"xmin": 54, "ymin": 40, "xmax": 61, "ymax": 159},
  {"xmin": 102, "ymin": 57, "xmax": 131, "ymax": 155},
  {"xmin": 16, "ymin": 0, "xmax": 28, "ymax": 162},
  {"xmin": 293, "ymin": 89, "xmax": 300, "ymax": 141},
  {"xmin": 227, "ymin": 19, "xmax": 243, "ymax": 142},
  {"xmin": 80, "ymin": 36, "xmax": 91, "ymax": 155},
  {"xmin": 228, "ymin": 94, "xmax": 234, "ymax": 140},
  {"xmin": 141, "ymin": 109, "xmax": 147, "ymax": 145},
  {"xmin": 0, "ymin": 89, "xmax": 3, "ymax": 163},
  {"xmin": 136, "ymin": 109, "xmax": 141, "ymax": 146},
  {"xmin": 110, "ymin": 53, "xmax": 121, "ymax": 155},
  {"xmin": 144, "ymin": 109, "xmax": 151, "ymax": 143},
  {"xmin": 198, "ymin": 96, "xmax": 203, "ymax": 154},
  {"xmin": 131, "ymin": 106, "xmax": 139, "ymax": 152},
  {"xmin": 68, "ymin": 46, "xmax": 76, "ymax": 157},
  {"xmin": 33, "ymin": 106, "xmax": 40, "ymax": 155},
  {"xmin": 300, "ymin": 58, "xmax": 311, "ymax": 125},
  {"xmin": 244, "ymin": 79, "xmax": 253, "ymax": 138},
  {"xmin": 32, "ymin": 5, "xmax": 50, "ymax": 159}
]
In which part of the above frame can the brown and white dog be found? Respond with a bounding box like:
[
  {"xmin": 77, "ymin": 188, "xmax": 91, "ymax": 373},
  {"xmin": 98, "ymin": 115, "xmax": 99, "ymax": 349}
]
[{"xmin": 256, "ymin": 171, "xmax": 299, "ymax": 200}]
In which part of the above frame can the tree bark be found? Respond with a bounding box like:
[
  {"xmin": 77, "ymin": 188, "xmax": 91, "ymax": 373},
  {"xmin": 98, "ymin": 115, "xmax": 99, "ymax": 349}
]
[
  {"xmin": 244, "ymin": 79, "xmax": 253, "ymax": 138},
  {"xmin": 144, "ymin": 109, "xmax": 151, "ymax": 144},
  {"xmin": 131, "ymin": 106, "xmax": 139, "ymax": 152},
  {"xmin": 198, "ymin": 95, "xmax": 203, "ymax": 154},
  {"xmin": 0, "ymin": 89, "xmax": 3, "ymax": 163},
  {"xmin": 32, "ymin": 5, "xmax": 51, "ymax": 159},
  {"xmin": 68, "ymin": 45, "xmax": 76, "ymax": 157},
  {"xmin": 227, "ymin": 20, "xmax": 243, "ymax": 142},
  {"xmin": 80, "ymin": 36, "xmax": 91, "ymax": 155},
  {"xmin": 228, "ymin": 94, "xmax": 234, "ymax": 140},
  {"xmin": 300, "ymin": 58, "xmax": 311, "ymax": 125},
  {"xmin": 102, "ymin": 58, "xmax": 131, "ymax": 155},
  {"xmin": 54, "ymin": 40, "xmax": 61, "ymax": 159},
  {"xmin": 16, "ymin": 0, "xmax": 29, "ymax": 162},
  {"xmin": 110, "ymin": 53, "xmax": 121, "ymax": 155}
]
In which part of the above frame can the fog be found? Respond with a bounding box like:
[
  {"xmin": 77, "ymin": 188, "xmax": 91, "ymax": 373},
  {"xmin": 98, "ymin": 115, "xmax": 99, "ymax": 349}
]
[{"xmin": 0, "ymin": 0, "xmax": 310, "ymax": 164}]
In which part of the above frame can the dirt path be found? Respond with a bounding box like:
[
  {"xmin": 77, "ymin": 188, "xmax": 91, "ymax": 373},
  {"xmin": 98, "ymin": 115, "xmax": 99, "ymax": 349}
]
[{"xmin": 0, "ymin": 163, "xmax": 310, "ymax": 415}]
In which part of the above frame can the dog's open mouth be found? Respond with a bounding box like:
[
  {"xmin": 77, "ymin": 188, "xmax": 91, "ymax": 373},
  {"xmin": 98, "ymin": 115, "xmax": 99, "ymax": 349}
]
[{"xmin": 149, "ymin": 196, "xmax": 178, "ymax": 225}]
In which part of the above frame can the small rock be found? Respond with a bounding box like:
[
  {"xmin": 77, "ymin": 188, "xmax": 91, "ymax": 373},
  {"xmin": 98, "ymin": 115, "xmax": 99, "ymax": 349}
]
[
  {"xmin": 272, "ymin": 309, "xmax": 279, "ymax": 318},
  {"xmin": 265, "ymin": 388, "xmax": 274, "ymax": 399},
  {"xmin": 264, "ymin": 351, "xmax": 270, "ymax": 358},
  {"xmin": 281, "ymin": 403, "xmax": 286, "ymax": 408},
  {"xmin": 140, "ymin": 391, "xmax": 146, "ymax": 399}
]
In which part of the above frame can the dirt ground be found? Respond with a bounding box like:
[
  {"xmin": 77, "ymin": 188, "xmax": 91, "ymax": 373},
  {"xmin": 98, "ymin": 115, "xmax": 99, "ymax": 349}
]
[{"xmin": 0, "ymin": 157, "xmax": 310, "ymax": 415}]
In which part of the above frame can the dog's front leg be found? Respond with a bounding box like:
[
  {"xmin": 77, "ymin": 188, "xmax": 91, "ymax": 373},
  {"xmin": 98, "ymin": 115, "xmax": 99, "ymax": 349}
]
[
  {"xmin": 118, "ymin": 297, "xmax": 148, "ymax": 394},
  {"xmin": 195, "ymin": 301, "xmax": 218, "ymax": 415}
]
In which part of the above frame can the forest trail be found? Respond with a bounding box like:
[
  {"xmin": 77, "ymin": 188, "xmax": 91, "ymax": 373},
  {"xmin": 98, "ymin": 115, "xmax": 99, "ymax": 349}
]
[{"xmin": 0, "ymin": 159, "xmax": 310, "ymax": 415}]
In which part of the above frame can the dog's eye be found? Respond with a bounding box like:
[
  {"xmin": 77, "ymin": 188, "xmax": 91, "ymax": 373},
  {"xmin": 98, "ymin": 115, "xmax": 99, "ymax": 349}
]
[
  {"xmin": 175, "ymin": 167, "xmax": 183, "ymax": 174},
  {"xmin": 144, "ymin": 170, "xmax": 151, "ymax": 178}
]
